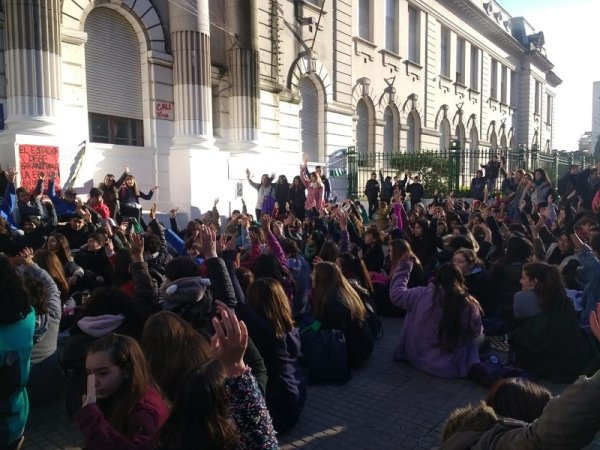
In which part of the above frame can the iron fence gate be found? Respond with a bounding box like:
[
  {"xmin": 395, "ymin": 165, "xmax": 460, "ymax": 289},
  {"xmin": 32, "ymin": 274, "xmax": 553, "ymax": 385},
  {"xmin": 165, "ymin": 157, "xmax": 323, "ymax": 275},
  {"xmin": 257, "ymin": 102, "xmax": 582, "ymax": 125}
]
[{"xmin": 333, "ymin": 145, "xmax": 596, "ymax": 199}]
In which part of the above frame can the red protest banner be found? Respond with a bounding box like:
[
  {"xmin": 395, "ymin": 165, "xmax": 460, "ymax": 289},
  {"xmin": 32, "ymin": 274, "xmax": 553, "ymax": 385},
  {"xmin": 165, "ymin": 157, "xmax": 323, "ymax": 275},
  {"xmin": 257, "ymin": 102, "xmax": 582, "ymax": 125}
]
[{"xmin": 18, "ymin": 145, "xmax": 60, "ymax": 194}]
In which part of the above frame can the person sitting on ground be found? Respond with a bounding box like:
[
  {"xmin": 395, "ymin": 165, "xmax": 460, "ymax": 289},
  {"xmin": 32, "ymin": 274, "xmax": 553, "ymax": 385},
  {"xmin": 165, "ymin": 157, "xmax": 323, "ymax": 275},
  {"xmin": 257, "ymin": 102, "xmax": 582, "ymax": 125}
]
[
  {"xmin": 389, "ymin": 262, "xmax": 483, "ymax": 379},
  {"xmin": 0, "ymin": 253, "xmax": 35, "ymax": 450},
  {"xmin": 509, "ymin": 261, "xmax": 600, "ymax": 383},
  {"xmin": 74, "ymin": 333, "xmax": 169, "ymax": 450},
  {"xmin": 156, "ymin": 304, "xmax": 277, "ymax": 450},
  {"xmin": 238, "ymin": 279, "xmax": 306, "ymax": 433},
  {"xmin": 440, "ymin": 304, "xmax": 600, "ymax": 449},
  {"xmin": 485, "ymin": 377, "xmax": 551, "ymax": 423},
  {"xmin": 311, "ymin": 261, "xmax": 374, "ymax": 368}
]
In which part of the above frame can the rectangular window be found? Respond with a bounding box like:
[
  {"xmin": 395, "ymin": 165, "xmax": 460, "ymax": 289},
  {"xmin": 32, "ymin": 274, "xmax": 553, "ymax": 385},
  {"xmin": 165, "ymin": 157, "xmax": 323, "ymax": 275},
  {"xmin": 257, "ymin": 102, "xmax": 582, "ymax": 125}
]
[
  {"xmin": 535, "ymin": 81, "xmax": 541, "ymax": 114},
  {"xmin": 358, "ymin": 0, "xmax": 370, "ymax": 40},
  {"xmin": 546, "ymin": 94, "xmax": 553, "ymax": 124},
  {"xmin": 89, "ymin": 113, "xmax": 144, "ymax": 146},
  {"xmin": 490, "ymin": 58, "xmax": 498, "ymax": 99},
  {"xmin": 470, "ymin": 46, "xmax": 479, "ymax": 90},
  {"xmin": 500, "ymin": 65, "xmax": 508, "ymax": 103},
  {"xmin": 456, "ymin": 37, "xmax": 465, "ymax": 84},
  {"xmin": 440, "ymin": 26, "xmax": 450, "ymax": 77},
  {"xmin": 510, "ymin": 70, "xmax": 516, "ymax": 106},
  {"xmin": 385, "ymin": 0, "xmax": 398, "ymax": 52},
  {"xmin": 408, "ymin": 7, "xmax": 420, "ymax": 63}
]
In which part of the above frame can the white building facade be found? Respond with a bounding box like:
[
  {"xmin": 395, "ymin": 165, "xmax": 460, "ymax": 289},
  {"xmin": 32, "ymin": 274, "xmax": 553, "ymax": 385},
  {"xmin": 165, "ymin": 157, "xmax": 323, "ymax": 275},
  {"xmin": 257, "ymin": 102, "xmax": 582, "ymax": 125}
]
[
  {"xmin": 592, "ymin": 81, "xmax": 600, "ymax": 151},
  {"xmin": 0, "ymin": 0, "xmax": 561, "ymax": 216}
]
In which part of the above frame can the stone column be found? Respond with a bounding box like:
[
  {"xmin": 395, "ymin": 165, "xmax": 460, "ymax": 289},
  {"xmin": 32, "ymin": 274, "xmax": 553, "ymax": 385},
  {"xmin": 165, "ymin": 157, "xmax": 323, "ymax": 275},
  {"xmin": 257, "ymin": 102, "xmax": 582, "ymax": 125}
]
[
  {"xmin": 225, "ymin": 0, "xmax": 261, "ymax": 153},
  {"xmin": 169, "ymin": 0, "xmax": 213, "ymax": 148},
  {"xmin": 4, "ymin": 0, "xmax": 62, "ymax": 132}
]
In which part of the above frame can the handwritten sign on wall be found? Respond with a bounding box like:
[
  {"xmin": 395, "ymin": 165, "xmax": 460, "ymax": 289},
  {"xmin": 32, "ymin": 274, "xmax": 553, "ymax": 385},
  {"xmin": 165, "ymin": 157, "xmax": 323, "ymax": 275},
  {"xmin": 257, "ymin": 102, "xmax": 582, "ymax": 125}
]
[
  {"xmin": 19, "ymin": 145, "xmax": 60, "ymax": 194},
  {"xmin": 154, "ymin": 101, "xmax": 174, "ymax": 120}
]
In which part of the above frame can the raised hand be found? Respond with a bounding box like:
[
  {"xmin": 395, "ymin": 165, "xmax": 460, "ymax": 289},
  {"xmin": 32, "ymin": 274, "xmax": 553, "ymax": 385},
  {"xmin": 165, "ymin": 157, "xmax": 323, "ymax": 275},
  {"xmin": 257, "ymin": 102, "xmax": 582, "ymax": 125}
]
[
  {"xmin": 169, "ymin": 207, "xmax": 179, "ymax": 219},
  {"xmin": 338, "ymin": 211, "xmax": 348, "ymax": 230},
  {"xmin": 5, "ymin": 168, "xmax": 17, "ymax": 184},
  {"xmin": 199, "ymin": 224, "xmax": 217, "ymax": 259},
  {"xmin": 245, "ymin": 168, "xmax": 250, "ymax": 178},
  {"xmin": 261, "ymin": 214, "xmax": 272, "ymax": 234},
  {"xmin": 150, "ymin": 203, "xmax": 157, "ymax": 221},
  {"xmin": 211, "ymin": 302, "xmax": 248, "ymax": 378},
  {"xmin": 129, "ymin": 233, "xmax": 145, "ymax": 263},
  {"xmin": 81, "ymin": 373, "xmax": 97, "ymax": 407}
]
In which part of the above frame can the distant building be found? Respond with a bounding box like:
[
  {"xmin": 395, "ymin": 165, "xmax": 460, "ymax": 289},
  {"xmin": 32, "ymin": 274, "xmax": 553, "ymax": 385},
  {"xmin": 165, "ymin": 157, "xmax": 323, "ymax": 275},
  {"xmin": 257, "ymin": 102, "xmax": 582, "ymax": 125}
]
[
  {"xmin": 0, "ymin": 0, "xmax": 562, "ymax": 216},
  {"xmin": 592, "ymin": 82, "xmax": 600, "ymax": 150},
  {"xmin": 579, "ymin": 131, "xmax": 594, "ymax": 153}
]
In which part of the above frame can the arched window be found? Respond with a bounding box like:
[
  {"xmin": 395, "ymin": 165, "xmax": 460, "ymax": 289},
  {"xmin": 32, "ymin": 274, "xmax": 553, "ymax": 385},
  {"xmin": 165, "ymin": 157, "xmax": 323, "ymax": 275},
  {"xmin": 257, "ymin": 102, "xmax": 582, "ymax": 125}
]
[
  {"xmin": 406, "ymin": 111, "xmax": 421, "ymax": 154},
  {"xmin": 356, "ymin": 99, "xmax": 369, "ymax": 157},
  {"xmin": 299, "ymin": 77, "xmax": 320, "ymax": 162},
  {"xmin": 439, "ymin": 119, "xmax": 450, "ymax": 151},
  {"xmin": 85, "ymin": 8, "xmax": 143, "ymax": 146}
]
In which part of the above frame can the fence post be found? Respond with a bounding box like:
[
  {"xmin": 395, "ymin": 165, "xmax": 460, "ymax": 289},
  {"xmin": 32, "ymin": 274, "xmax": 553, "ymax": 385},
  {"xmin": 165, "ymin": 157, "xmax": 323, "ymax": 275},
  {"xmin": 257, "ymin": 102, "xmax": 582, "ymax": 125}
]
[
  {"xmin": 531, "ymin": 144, "xmax": 538, "ymax": 170},
  {"xmin": 347, "ymin": 146, "xmax": 357, "ymax": 199},
  {"xmin": 449, "ymin": 139, "xmax": 460, "ymax": 193},
  {"xmin": 552, "ymin": 150, "xmax": 559, "ymax": 187}
]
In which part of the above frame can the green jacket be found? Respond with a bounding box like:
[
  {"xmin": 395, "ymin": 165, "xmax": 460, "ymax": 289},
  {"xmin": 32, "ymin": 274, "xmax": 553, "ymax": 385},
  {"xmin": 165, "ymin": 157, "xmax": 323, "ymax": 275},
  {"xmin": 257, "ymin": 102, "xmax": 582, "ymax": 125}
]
[{"xmin": 0, "ymin": 309, "xmax": 35, "ymax": 446}]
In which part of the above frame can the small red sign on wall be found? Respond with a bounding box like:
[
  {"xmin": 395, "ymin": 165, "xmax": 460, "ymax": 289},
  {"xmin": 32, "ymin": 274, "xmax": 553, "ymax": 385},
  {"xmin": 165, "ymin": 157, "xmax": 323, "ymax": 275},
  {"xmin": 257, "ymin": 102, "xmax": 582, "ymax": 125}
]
[{"xmin": 155, "ymin": 101, "xmax": 174, "ymax": 120}]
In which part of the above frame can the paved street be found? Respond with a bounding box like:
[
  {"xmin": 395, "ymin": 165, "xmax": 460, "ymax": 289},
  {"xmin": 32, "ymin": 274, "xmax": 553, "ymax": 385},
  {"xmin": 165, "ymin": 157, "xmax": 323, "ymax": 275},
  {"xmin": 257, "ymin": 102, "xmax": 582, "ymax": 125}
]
[{"xmin": 25, "ymin": 317, "xmax": 600, "ymax": 449}]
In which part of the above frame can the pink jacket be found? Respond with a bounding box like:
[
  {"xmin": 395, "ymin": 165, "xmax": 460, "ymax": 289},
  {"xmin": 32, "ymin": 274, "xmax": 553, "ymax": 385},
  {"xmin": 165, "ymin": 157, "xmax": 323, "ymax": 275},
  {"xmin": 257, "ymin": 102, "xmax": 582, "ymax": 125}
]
[{"xmin": 300, "ymin": 169, "xmax": 324, "ymax": 211}]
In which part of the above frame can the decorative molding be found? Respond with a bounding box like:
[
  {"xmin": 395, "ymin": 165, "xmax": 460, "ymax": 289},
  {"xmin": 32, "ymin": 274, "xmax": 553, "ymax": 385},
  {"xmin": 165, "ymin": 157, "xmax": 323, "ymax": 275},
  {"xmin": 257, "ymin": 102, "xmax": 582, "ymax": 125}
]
[
  {"xmin": 353, "ymin": 36, "xmax": 377, "ymax": 61},
  {"xmin": 404, "ymin": 60, "xmax": 423, "ymax": 81},
  {"xmin": 379, "ymin": 49, "xmax": 402, "ymax": 72}
]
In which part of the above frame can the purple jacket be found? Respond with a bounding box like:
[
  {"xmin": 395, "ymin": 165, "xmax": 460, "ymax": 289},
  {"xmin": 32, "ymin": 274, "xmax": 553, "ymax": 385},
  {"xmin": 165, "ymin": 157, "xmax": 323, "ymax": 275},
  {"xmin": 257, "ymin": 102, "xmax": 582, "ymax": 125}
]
[{"xmin": 389, "ymin": 261, "xmax": 482, "ymax": 378}]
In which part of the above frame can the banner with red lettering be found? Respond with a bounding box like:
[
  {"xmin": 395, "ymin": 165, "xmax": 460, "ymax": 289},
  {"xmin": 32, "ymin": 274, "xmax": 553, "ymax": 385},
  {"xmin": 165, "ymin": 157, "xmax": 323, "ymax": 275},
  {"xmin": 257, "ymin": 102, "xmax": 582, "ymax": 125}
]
[{"xmin": 18, "ymin": 145, "xmax": 60, "ymax": 194}]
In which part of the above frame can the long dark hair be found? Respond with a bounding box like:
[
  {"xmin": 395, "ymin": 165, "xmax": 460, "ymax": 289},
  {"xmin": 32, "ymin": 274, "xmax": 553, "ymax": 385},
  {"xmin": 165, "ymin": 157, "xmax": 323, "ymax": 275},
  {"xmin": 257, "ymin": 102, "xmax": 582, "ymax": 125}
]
[
  {"xmin": 88, "ymin": 334, "xmax": 153, "ymax": 436},
  {"xmin": 433, "ymin": 263, "xmax": 482, "ymax": 352},
  {"xmin": 486, "ymin": 377, "xmax": 551, "ymax": 423},
  {"xmin": 141, "ymin": 311, "xmax": 213, "ymax": 403},
  {"xmin": 158, "ymin": 360, "xmax": 239, "ymax": 450},
  {"xmin": 0, "ymin": 255, "xmax": 31, "ymax": 325},
  {"xmin": 523, "ymin": 262, "xmax": 567, "ymax": 309},
  {"xmin": 336, "ymin": 252, "xmax": 374, "ymax": 295}
]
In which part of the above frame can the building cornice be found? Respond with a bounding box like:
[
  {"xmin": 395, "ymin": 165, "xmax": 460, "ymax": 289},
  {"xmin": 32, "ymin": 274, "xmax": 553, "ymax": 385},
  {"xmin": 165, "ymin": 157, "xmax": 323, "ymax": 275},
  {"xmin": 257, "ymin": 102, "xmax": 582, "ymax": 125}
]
[
  {"xmin": 546, "ymin": 70, "xmax": 562, "ymax": 88},
  {"xmin": 436, "ymin": 0, "xmax": 560, "ymax": 79}
]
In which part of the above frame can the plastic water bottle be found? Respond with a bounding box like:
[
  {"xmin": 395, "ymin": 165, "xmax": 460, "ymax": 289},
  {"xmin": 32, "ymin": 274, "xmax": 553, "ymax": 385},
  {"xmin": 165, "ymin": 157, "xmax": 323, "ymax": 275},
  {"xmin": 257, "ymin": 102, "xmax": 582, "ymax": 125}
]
[{"xmin": 64, "ymin": 298, "xmax": 76, "ymax": 317}]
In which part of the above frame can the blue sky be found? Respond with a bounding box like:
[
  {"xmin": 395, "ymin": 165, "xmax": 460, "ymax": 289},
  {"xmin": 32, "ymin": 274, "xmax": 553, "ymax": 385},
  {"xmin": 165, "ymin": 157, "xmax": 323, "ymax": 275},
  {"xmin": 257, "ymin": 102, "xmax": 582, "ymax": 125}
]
[{"xmin": 495, "ymin": 0, "xmax": 600, "ymax": 150}]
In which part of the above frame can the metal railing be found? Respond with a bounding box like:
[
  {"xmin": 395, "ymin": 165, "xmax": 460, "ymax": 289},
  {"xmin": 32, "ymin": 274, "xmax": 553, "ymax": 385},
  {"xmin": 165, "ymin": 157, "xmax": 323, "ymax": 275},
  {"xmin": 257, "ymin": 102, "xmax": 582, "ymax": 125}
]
[{"xmin": 333, "ymin": 145, "xmax": 595, "ymax": 199}]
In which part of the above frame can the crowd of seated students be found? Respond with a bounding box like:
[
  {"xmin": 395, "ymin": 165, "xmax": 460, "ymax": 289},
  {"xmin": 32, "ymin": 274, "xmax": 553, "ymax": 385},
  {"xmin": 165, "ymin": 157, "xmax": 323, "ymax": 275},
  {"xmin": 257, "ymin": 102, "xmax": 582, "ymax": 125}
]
[{"xmin": 3, "ymin": 158, "xmax": 600, "ymax": 449}]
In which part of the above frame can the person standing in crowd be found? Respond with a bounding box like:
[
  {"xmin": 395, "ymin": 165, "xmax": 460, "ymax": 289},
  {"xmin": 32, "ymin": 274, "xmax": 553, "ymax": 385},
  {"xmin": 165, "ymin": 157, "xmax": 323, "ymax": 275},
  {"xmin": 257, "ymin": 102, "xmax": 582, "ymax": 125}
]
[
  {"xmin": 364, "ymin": 172, "xmax": 380, "ymax": 220},
  {"xmin": 288, "ymin": 175, "xmax": 307, "ymax": 221},
  {"xmin": 379, "ymin": 168, "xmax": 393, "ymax": 204},
  {"xmin": 406, "ymin": 174, "xmax": 424, "ymax": 210},
  {"xmin": 315, "ymin": 166, "xmax": 331, "ymax": 202},
  {"xmin": 481, "ymin": 154, "xmax": 501, "ymax": 195},
  {"xmin": 470, "ymin": 170, "xmax": 486, "ymax": 202},
  {"xmin": 300, "ymin": 158, "xmax": 324, "ymax": 216},
  {"xmin": 246, "ymin": 169, "xmax": 275, "ymax": 219}
]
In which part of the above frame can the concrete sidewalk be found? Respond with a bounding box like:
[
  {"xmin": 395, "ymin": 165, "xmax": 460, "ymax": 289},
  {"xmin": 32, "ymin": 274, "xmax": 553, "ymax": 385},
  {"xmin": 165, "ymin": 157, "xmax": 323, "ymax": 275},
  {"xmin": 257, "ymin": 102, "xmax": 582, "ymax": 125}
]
[{"xmin": 24, "ymin": 316, "xmax": 600, "ymax": 449}]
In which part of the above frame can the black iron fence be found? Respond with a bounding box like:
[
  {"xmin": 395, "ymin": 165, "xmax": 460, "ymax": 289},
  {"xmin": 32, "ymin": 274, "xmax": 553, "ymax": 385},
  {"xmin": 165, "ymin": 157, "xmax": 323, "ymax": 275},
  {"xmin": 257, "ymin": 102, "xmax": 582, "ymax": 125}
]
[{"xmin": 333, "ymin": 145, "xmax": 596, "ymax": 199}]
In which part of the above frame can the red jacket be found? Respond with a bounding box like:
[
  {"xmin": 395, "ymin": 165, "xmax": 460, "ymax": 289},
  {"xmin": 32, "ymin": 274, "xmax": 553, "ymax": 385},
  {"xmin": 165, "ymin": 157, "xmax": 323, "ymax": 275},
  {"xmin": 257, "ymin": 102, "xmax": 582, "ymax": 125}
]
[
  {"xmin": 90, "ymin": 201, "xmax": 110, "ymax": 220},
  {"xmin": 74, "ymin": 386, "xmax": 169, "ymax": 450}
]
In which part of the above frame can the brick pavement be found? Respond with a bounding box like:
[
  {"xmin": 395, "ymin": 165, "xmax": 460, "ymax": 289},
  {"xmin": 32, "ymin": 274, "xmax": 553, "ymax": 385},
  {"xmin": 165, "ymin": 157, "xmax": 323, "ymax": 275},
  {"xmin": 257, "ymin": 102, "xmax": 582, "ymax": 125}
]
[{"xmin": 24, "ymin": 317, "xmax": 600, "ymax": 449}]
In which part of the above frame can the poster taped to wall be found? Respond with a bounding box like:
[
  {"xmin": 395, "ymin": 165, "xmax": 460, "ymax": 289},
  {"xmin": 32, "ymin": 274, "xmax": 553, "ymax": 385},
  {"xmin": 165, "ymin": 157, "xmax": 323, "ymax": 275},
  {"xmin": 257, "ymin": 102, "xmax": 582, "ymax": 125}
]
[{"xmin": 19, "ymin": 145, "xmax": 60, "ymax": 194}]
